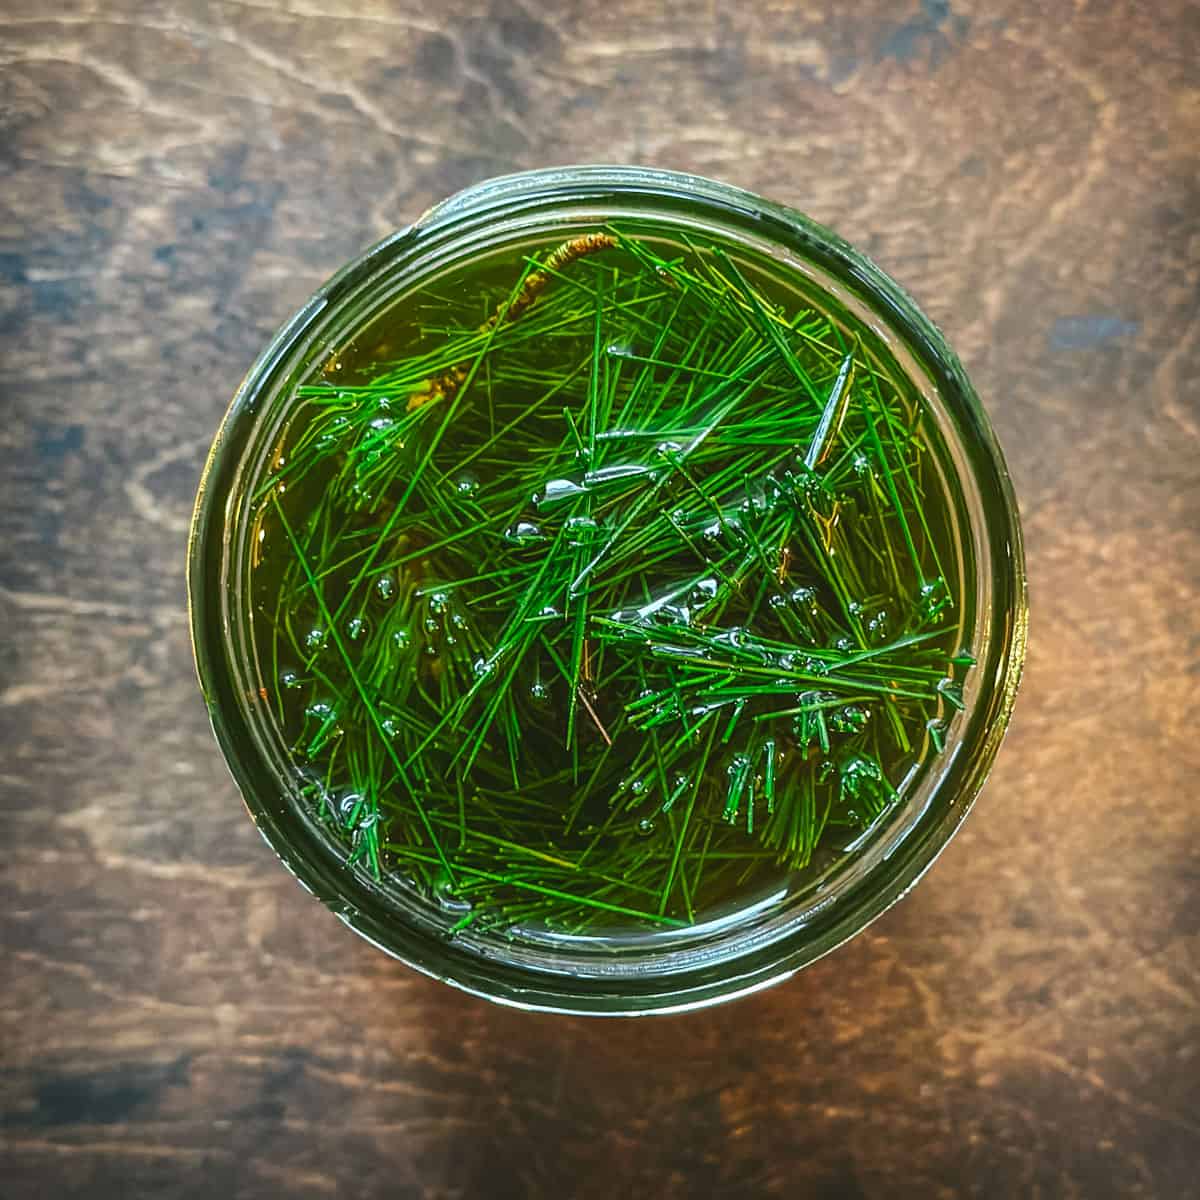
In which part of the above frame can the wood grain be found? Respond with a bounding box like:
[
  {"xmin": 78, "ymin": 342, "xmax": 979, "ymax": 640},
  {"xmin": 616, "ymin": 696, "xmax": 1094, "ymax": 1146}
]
[{"xmin": 1, "ymin": 0, "xmax": 1198, "ymax": 1196}]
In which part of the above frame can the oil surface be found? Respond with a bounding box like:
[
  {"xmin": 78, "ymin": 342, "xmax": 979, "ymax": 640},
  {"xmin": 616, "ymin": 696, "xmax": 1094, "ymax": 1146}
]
[{"xmin": 247, "ymin": 224, "xmax": 970, "ymax": 937}]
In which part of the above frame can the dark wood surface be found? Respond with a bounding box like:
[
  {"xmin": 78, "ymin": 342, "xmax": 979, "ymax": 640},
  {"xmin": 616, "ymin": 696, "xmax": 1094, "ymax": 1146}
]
[{"xmin": 2, "ymin": 1, "xmax": 1198, "ymax": 1196}]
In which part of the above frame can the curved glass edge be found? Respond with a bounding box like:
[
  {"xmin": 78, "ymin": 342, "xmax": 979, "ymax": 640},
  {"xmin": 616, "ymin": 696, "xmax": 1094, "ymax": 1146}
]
[{"xmin": 187, "ymin": 166, "xmax": 1028, "ymax": 1016}]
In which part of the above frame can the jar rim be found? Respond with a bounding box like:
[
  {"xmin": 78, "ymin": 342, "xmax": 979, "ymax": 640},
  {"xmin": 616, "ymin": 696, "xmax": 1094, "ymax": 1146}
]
[{"xmin": 188, "ymin": 165, "xmax": 1027, "ymax": 1015}]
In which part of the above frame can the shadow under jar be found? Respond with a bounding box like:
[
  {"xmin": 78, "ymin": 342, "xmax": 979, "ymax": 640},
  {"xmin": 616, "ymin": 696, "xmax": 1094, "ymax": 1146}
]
[{"xmin": 188, "ymin": 166, "xmax": 1027, "ymax": 1015}]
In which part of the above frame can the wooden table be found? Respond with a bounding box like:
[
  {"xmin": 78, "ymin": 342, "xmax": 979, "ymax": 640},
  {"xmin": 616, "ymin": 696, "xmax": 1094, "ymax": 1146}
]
[{"xmin": 3, "ymin": 1, "xmax": 1197, "ymax": 1195}]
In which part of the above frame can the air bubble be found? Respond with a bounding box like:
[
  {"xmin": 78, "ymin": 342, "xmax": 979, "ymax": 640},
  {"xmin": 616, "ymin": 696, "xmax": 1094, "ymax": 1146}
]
[
  {"xmin": 304, "ymin": 627, "xmax": 327, "ymax": 653},
  {"xmin": 636, "ymin": 817, "xmax": 656, "ymax": 836},
  {"xmin": 712, "ymin": 627, "xmax": 747, "ymax": 651},
  {"xmin": 740, "ymin": 482, "xmax": 768, "ymax": 515},
  {"xmin": 534, "ymin": 478, "xmax": 586, "ymax": 508},
  {"xmin": 584, "ymin": 463, "xmax": 652, "ymax": 487},
  {"xmin": 920, "ymin": 577, "xmax": 950, "ymax": 620},
  {"xmin": 432, "ymin": 872, "xmax": 471, "ymax": 916},
  {"xmin": 503, "ymin": 520, "xmax": 544, "ymax": 546},
  {"xmin": 564, "ymin": 514, "xmax": 600, "ymax": 546},
  {"xmin": 839, "ymin": 755, "xmax": 884, "ymax": 797},
  {"xmin": 345, "ymin": 617, "xmax": 366, "ymax": 641},
  {"xmin": 790, "ymin": 586, "xmax": 818, "ymax": 612},
  {"xmin": 453, "ymin": 472, "xmax": 479, "ymax": 497},
  {"xmin": 867, "ymin": 610, "xmax": 890, "ymax": 642},
  {"xmin": 375, "ymin": 575, "xmax": 396, "ymax": 602},
  {"xmin": 829, "ymin": 705, "xmax": 870, "ymax": 734}
]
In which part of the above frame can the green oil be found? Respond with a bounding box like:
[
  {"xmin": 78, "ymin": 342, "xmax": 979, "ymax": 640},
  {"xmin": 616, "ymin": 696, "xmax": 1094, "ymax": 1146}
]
[{"xmin": 247, "ymin": 224, "xmax": 970, "ymax": 937}]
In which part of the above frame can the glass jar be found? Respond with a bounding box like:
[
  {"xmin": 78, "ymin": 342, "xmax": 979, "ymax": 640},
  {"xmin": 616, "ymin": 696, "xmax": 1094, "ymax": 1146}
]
[{"xmin": 188, "ymin": 166, "xmax": 1026, "ymax": 1015}]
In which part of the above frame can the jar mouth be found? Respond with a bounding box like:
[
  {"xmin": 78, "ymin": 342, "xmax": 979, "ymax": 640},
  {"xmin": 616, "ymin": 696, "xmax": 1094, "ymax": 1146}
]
[{"xmin": 188, "ymin": 166, "xmax": 1027, "ymax": 1015}]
